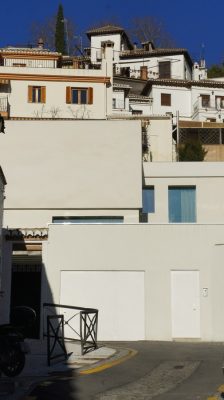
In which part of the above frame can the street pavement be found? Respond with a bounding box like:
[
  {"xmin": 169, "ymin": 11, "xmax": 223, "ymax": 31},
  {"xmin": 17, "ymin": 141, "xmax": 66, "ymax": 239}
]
[{"xmin": 1, "ymin": 340, "xmax": 224, "ymax": 399}]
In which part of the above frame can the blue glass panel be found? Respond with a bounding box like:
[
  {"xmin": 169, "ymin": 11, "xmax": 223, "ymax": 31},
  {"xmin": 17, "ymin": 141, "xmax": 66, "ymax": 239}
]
[
  {"xmin": 169, "ymin": 187, "xmax": 196, "ymax": 223},
  {"xmin": 80, "ymin": 90, "xmax": 87, "ymax": 104},
  {"xmin": 143, "ymin": 187, "xmax": 155, "ymax": 213},
  {"xmin": 72, "ymin": 90, "xmax": 78, "ymax": 104}
]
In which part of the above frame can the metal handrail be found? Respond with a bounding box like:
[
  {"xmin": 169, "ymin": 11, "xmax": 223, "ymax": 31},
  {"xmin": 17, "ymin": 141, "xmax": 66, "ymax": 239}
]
[{"xmin": 43, "ymin": 302, "xmax": 98, "ymax": 364}]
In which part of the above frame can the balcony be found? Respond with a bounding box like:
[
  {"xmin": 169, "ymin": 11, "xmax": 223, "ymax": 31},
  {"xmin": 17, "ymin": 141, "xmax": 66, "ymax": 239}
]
[{"xmin": 192, "ymin": 97, "xmax": 224, "ymax": 122}]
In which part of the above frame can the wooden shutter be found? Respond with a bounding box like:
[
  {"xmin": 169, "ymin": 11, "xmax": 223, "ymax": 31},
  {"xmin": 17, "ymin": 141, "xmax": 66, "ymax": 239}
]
[
  {"xmin": 41, "ymin": 87, "xmax": 46, "ymax": 103},
  {"xmin": 161, "ymin": 93, "xmax": 171, "ymax": 106},
  {"xmin": 28, "ymin": 86, "xmax": 33, "ymax": 103},
  {"xmin": 159, "ymin": 61, "xmax": 171, "ymax": 78},
  {"xmin": 66, "ymin": 87, "xmax": 71, "ymax": 104},
  {"xmin": 88, "ymin": 87, "xmax": 93, "ymax": 104}
]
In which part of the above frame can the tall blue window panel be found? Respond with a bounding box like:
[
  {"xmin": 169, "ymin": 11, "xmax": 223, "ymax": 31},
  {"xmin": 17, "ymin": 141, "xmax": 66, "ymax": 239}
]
[
  {"xmin": 168, "ymin": 186, "xmax": 196, "ymax": 223},
  {"xmin": 143, "ymin": 186, "xmax": 155, "ymax": 213}
]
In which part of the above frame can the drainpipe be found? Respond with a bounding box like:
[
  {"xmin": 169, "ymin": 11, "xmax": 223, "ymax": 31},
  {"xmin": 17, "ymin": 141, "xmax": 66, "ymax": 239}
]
[{"xmin": 176, "ymin": 110, "xmax": 180, "ymax": 161}]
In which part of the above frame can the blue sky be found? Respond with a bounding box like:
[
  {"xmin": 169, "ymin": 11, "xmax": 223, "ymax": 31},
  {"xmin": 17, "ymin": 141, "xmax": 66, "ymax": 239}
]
[{"xmin": 1, "ymin": 0, "xmax": 222, "ymax": 67}]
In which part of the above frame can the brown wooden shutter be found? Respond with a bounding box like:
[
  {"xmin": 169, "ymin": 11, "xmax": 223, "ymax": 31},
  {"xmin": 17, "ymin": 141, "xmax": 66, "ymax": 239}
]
[
  {"xmin": 161, "ymin": 93, "xmax": 171, "ymax": 106},
  {"xmin": 88, "ymin": 87, "xmax": 93, "ymax": 104},
  {"xmin": 28, "ymin": 86, "xmax": 33, "ymax": 103},
  {"xmin": 66, "ymin": 87, "xmax": 71, "ymax": 103},
  {"xmin": 41, "ymin": 86, "xmax": 46, "ymax": 103},
  {"xmin": 159, "ymin": 61, "xmax": 171, "ymax": 78}
]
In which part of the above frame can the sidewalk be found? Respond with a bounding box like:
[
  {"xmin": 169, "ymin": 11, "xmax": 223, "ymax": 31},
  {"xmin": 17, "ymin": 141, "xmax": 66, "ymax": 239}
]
[{"xmin": 0, "ymin": 339, "xmax": 123, "ymax": 399}]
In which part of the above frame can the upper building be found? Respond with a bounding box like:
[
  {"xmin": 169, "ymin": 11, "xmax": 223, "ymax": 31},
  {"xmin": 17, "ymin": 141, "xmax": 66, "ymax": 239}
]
[{"xmin": 0, "ymin": 39, "xmax": 113, "ymax": 120}]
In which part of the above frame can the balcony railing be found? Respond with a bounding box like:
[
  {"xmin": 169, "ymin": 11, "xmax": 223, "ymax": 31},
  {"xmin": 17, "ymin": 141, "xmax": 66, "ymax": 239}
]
[
  {"xmin": 43, "ymin": 302, "xmax": 98, "ymax": 365},
  {"xmin": 0, "ymin": 97, "xmax": 8, "ymax": 113}
]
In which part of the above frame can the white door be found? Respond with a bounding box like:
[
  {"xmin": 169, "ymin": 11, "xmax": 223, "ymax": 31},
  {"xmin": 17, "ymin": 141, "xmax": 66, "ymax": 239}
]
[
  {"xmin": 171, "ymin": 270, "xmax": 200, "ymax": 338},
  {"xmin": 60, "ymin": 270, "xmax": 145, "ymax": 341}
]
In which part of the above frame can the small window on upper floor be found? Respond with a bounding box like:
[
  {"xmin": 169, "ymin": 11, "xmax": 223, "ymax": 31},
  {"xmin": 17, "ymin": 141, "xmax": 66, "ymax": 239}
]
[
  {"xmin": 66, "ymin": 87, "xmax": 93, "ymax": 105},
  {"xmin": 140, "ymin": 186, "xmax": 155, "ymax": 223},
  {"xmin": 143, "ymin": 186, "xmax": 155, "ymax": 213},
  {"xmin": 28, "ymin": 86, "xmax": 46, "ymax": 103},
  {"xmin": 168, "ymin": 186, "xmax": 196, "ymax": 223},
  {"xmin": 161, "ymin": 93, "xmax": 171, "ymax": 106},
  {"xmin": 159, "ymin": 61, "xmax": 171, "ymax": 78}
]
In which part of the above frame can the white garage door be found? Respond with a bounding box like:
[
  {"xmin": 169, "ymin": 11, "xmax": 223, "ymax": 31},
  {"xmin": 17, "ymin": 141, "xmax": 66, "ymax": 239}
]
[{"xmin": 60, "ymin": 270, "xmax": 145, "ymax": 340}]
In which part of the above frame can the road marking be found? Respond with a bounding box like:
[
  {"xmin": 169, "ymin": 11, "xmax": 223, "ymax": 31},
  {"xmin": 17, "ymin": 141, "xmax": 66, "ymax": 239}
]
[
  {"xmin": 218, "ymin": 384, "xmax": 224, "ymax": 392},
  {"xmin": 79, "ymin": 349, "xmax": 137, "ymax": 375},
  {"xmin": 207, "ymin": 397, "xmax": 218, "ymax": 400}
]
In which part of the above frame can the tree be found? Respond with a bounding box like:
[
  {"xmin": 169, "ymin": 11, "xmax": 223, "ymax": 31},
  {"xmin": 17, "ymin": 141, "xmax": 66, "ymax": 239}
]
[
  {"xmin": 178, "ymin": 141, "xmax": 207, "ymax": 162},
  {"xmin": 55, "ymin": 4, "xmax": 66, "ymax": 54},
  {"xmin": 129, "ymin": 16, "xmax": 176, "ymax": 48},
  {"xmin": 30, "ymin": 8, "xmax": 76, "ymax": 53},
  {"xmin": 207, "ymin": 64, "xmax": 224, "ymax": 78}
]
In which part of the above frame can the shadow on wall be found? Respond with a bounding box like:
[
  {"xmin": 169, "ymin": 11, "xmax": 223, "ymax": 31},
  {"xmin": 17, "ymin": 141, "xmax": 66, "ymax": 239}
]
[{"xmin": 1, "ymin": 231, "xmax": 80, "ymax": 399}]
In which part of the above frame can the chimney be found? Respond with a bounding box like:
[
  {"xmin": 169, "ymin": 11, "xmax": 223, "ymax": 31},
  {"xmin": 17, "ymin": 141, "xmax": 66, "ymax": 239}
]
[
  {"xmin": 37, "ymin": 38, "xmax": 44, "ymax": 49},
  {"xmin": 140, "ymin": 66, "xmax": 148, "ymax": 80},
  {"xmin": 142, "ymin": 41, "xmax": 154, "ymax": 52}
]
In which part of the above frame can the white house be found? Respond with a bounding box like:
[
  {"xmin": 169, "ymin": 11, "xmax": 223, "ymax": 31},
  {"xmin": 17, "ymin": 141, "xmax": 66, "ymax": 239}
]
[
  {"xmin": 0, "ymin": 40, "xmax": 113, "ymax": 120},
  {"xmin": 1, "ymin": 30, "xmax": 224, "ymax": 343},
  {"xmin": 1, "ymin": 117, "xmax": 224, "ymax": 342}
]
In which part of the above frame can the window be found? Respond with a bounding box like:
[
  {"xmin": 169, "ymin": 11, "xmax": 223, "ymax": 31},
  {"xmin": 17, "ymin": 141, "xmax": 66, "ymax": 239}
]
[
  {"xmin": 161, "ymin": 93, "xmax": 171, "ymax": 106},
  {"xmin": 168, "ymin": 186, "xmax": 196, "ymax": 223},
  {"xmin": 201, "ymin": 94, "xmax": 210, "ymax": 108},
  {"xmin": 66, "ymin": 87, "xmax": 93, "ymax": 105},
  {"xmin": 159, "ymin": 61, "xmax": 171, "ymax": 78},
  {"xmin": 142, "ymin": 186, "xmax": 155, "ymax": 213},
  {"xmin": 216, "ymin": 96, "xmax": 224, "ymax": 109},
  {"xmin": 52, "ymin": 216, "xmax": 124, "ymax": 224},
  {"xmin": 28, "ymin": 86, "xmax": 46, "ymax": 103}
]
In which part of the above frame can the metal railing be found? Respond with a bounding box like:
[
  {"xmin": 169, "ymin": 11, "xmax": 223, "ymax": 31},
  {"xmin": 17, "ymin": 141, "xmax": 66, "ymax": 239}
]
[
  {"xmin": 43, "ymin": 303, "xmax": 98, "ymax": 365},
  {"xmin": 0, "ymin": 97, "xmax": 8, "ymax": 113}
]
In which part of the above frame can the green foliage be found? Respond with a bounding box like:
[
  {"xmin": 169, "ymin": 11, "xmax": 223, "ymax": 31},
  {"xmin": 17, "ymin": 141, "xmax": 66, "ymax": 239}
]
[
  {"xmin": 178, "ymin": 141, "xmax": 207, "ymax": 162},
  {"xmin": 55, "ymin": 4, "xmax": 66, "ymax": 54},
  {"xmin": 207, "ymin": 64, "xmax": 224, "ymax": 78}
]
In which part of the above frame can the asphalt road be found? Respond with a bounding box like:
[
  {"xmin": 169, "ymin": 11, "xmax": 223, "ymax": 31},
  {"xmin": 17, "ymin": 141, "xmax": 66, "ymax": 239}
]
[{"xmin": 25, "ymin": 341, "xmax": 224, "ymax": 400}]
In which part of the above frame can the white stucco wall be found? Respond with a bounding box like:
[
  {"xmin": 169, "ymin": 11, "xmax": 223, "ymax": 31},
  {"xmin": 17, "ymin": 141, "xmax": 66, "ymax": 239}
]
[
  {"xmin": 8, "ymin": 80, "xmax": 106, "ymax": 119},
  {"xmin": 147, "ymin": 117, "xmax": 173, "ymax": 161},
  {"xmin": 0, "ymin": 119, "xmax": 142, "ymax": 228},
  {"xmin": 90, "ymin": 34, "xmax": 121, "ymax": 63},
  {"xmin": 43, "ymin": 222, "xmax": 224, "ymax": 342},
  {"xmin": 144, "ymin": 162, "xmax": 224, "ymax": 224},
  {"xmin": 150, "ymin": 85, "xmax": 191, "ymax": 121},
  {"xmin": 118, "ymin": 54, "xmax": 189, "ymax": 80}
]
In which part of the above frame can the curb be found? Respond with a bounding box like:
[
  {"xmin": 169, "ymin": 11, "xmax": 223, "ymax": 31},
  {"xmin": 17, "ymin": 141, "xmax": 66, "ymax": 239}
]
[{"xmin": 79, "ymin": 348, "xmax": 138, "ymax": 375}]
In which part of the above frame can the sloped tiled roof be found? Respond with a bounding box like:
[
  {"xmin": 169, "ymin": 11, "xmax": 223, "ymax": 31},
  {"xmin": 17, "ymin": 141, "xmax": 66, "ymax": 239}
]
[
  {"xmin": 86, "ymin": 25, "xmax": 125, "ymax": 37},
  {"xmin": 142, "ymin": 78, "xmax": 224, "ymax": 96},
  {"xmin": 121, "ymin": 48, "xmax": 193, "ymax": 66},
  {"xmin": 86, "ymin": 25, "xmax": 133, "ymax": 49}
]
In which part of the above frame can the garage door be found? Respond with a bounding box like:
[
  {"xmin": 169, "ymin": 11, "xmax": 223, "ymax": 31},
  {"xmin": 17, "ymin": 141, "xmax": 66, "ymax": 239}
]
[{"xmin": 60, "ymin": 270, "xmax": 145, "ymax": 340}]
